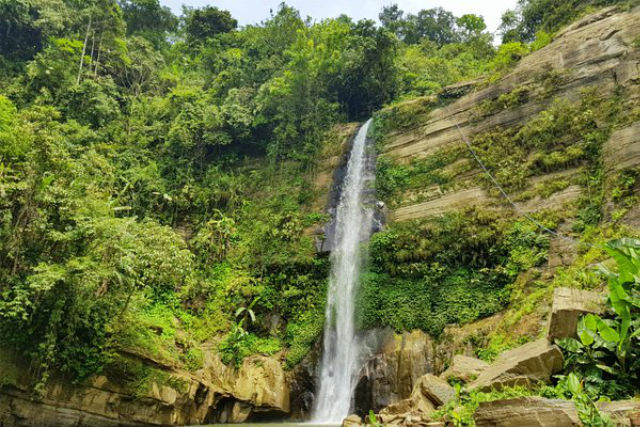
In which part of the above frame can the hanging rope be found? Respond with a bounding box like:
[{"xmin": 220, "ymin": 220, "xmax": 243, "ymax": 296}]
[{"xmin": 442, "ymin": 90, "xmax": 599, "ymax": 250}]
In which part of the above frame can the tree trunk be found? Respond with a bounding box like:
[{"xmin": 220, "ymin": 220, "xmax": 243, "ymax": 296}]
[
  {"xmin": 77, "ymin": 15, "xmax": 93, "ymax": 85},
  {"xmin": 94, "ymin": 34, "xmax": 103, "ymax": 78}
]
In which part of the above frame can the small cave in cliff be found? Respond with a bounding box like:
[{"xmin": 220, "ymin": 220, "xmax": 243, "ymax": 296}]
[
  {"xmin": 204, "ymin": 397, "xmax": 242, "ymax": 424},
  {"xmin": 353, "ymin": 374, "xmax": 375, "ymax": 418},
  {"xmin": 247, "ymin": 410, "xmax": 289, "ymax": 423}
]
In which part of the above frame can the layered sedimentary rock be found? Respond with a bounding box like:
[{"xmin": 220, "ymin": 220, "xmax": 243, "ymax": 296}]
[
  {"xmin": 468, "ymin": 339, "xmax": 563, "ymax": 391},
  {"xmin": 381, "ymin": 5, "xmax": 640, "ymax": 223},
  {"xmin": 353, "ymin": 330, "xmax": 435, "ymax": 415},
  {"xmin": 0, "ymin": 349, "xmax": 290, "ymax": 426},
  {"xmin": 474, "ymin": 397, "xmax": 582, "ymax": 427},
  {"xmin": 547, "ymin": 287, "xmax": 605, "ymax": 342},
  {"xmin": 439, "ymin": 355, "xmax": 489, "ymax": 383}
]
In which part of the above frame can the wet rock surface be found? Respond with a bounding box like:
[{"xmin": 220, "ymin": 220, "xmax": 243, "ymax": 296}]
[{"xmin": 353, "ymin": 329, "xmax": 435, "ymax": 415}]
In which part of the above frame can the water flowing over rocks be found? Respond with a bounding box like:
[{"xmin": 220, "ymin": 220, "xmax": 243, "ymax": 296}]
[
  {"xmin": 2, "ymin": 4, "xmax": 640, "ymax": 425},
  {"xmin": 312, "ymin": 120, "xmax": 376, "ymax": 423}
]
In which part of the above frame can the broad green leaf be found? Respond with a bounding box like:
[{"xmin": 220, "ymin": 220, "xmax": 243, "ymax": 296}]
[
  {"xmin": 596, "ymin": 318, "xmax": 619, "ymax": 343},
  {"xmin": 583, "ymin": 313, "xmax": 598, "ymax": 332},
  {"xmin": 567, "ymin": 373, "xmax": 582, "ymax": 395},
  {"xmin": 579, "ymin": 330, "xmax": 594, "ymax": 346},
  {"xmin": 596, "ymin": 364, "xmax": 619, "ymax": 375},
  {"xmin": 557, "ymin": 337, "xmax": 582, "ymax": 352}
]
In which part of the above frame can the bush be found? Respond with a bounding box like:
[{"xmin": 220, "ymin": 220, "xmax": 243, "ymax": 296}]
[
  {"xmin": 358, "ymin": 209, "xmax": 550, "ymax": 335},
  {"xmin": 557, "ymin": 238, "xmax": 640, "ymax": 400}
]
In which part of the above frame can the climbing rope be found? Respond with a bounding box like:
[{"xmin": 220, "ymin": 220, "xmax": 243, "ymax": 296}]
[{"xmin": 442, "ymin": 88, "xmax": 600, "ymax": 251}]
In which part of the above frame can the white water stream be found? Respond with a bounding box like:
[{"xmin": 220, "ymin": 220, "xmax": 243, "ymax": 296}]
[{"xmin": 312, "ymin": 120, "xmax": 374, "ymax": 424}]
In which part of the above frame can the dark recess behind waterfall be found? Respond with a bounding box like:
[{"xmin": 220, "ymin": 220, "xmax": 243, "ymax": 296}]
[{"xmin": 316, "ymin": 122, "xmax": 385, "ymax": 254}]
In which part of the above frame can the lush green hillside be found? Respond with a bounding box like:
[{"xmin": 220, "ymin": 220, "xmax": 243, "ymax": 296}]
[{"xmin": 0, "ymin": 0, "xmax": 636, "ymax": 411}]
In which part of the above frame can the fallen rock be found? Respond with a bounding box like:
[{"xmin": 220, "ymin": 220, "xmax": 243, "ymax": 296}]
[
  {"xmin": 440, "ymin": 355, "xmax": 489, "ymax": 383},
  {"xmin": 354, "ymin": 329, "xmax": 435, "ymax": 414},
  {"xmin": 414, "ymin": 374, "xmax": 455, "ymax": 407},
  {"xmin": 230, "ymin": 401, "xmax": 253, "ymax": 423},
  {"xmin": 378, "ymin": 410, "xmax": 438, "ymax": 427},
  {"xmin": 342, "ymin": 414, "xmax": 363, "ymax": 427},
  {"xmin": 474, "ymin": 397, "xmax": 581, "ymax": 427},
  {"xmin": 468, "ymin": 339, "xmax": 563, "ymax": 391},
  {"xmin": 547, "ymin": 287, "xmax": 604, "ymax": 342},
  {"xmin": 379, "ymin": 394, "xmax": 433, "ymax": 420},
  {"xmin": 597, "ymin": 400, "xmax": 640, "ymax": 426},
  {"xmin": 376, "ymin": 373, "xmax": 454, "ymax": 426}
]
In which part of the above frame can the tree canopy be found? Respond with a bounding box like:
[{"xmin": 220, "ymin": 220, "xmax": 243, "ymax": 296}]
[{"xmin": 0, "ymin": 0, "xmax": 619, "ymax": 389}]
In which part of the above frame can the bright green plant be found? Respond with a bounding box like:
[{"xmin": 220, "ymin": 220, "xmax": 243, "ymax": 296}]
[
  {"xmin": 557, "ymin": 238, "xmax": 640, "ymax": 398},
  {"xmin": 565, "ymin": 373, "xmax": 614, "ymax": 427},
  {"xmin": 368, "ymin": 410, "xmax": 383, "ymax": 427}
]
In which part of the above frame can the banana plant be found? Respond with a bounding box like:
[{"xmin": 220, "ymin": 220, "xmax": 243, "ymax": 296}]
[
  {"xmin": 558, "ymin": 238, "xmax": 640, "ymax": 396},
  {"xmin": 597, "ymin": 238, "xmax": 640, "ymax": 373}
]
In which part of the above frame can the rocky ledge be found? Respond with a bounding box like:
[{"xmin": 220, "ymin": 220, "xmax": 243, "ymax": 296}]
[
  {"xmin": 0, "ymin": 350, "xmax": 290, "ymax": 426},
  {"xmin": 351, "ymin": 286, "xmax": 637, "ymax": 426}
]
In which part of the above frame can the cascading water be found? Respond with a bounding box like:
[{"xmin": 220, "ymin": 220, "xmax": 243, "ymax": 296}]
[{"xmin": 312, "ymin": 119, "xmax": 375, "ymax": 424}]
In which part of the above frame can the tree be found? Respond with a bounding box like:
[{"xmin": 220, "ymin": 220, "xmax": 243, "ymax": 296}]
[
  {"xmin": 499, "ymin": 9, "xmax": 523, "ymax": 43},
  {"xmin": 378, "ymin": 4, "xmax": 404, "ymax": 39},
  {"xmin": 119, "ymin": 0, "xmax": 177, "ymax": 47},
  {"xmin": 404, "ymin": 8, "xmax": 458, "ymax": 46},
  {"xmin": 0, "ymin": 0, "xmax": 68, "ymax": 61},
  {"xmin": 456, "ymin": 14, "xmax": 487, "ymax": 42},
  {"xmin": 184, "ymin": 6, "xmax": 237, "ymax": 45}
]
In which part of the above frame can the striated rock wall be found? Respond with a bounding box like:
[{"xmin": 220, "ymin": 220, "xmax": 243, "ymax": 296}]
[
  {"xmin": 353, "ymin": 330, "xmax": 435, "ymax": 415},
  {"xmin": 361, "ymin": 6, "xmax": 639, "ymax": 418},
  {"xmin": 380, "ymin": 5, "xmax": 640, "ymax": 224},
  {"xmin": 0, "ymin": 348, "xmax": 290, "ymax": 426}
]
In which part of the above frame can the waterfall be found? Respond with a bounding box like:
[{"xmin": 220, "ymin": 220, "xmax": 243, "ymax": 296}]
[{"xmin": 312, "ymin": 119, "xmax": 375, "ymax": 424}]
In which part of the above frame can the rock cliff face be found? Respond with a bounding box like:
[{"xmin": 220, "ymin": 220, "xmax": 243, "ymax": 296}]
[
  {"xmin": 353, "ymin": 330, "xmax": 435, "ymax": 415},
  {"xmin": 2, "ymin": 6, "xmax": 639, "ymax": 426},
  {"xmin": 0, "ymin": 349, "xmax": 290, "ymax": 426},
  {"xmin": 381, "ymin": 6, "xmax": 639, "ymax": 224},
  {"xmin": 355, "ymin": 4, "xmax": 640, "ymax": 418}
]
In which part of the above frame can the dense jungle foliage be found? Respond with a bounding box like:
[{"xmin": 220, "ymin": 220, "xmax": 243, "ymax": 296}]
[{"xmin": 0, "ymin": 0, "xmax": 634, "ymax": 396}]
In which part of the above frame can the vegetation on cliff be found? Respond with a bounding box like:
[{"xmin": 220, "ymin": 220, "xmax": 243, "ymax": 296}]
[{"xmin": 0, "ymin": 0, "xmax": 637, "ymax": 409}]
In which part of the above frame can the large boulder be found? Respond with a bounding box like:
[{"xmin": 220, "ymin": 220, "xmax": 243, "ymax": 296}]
[
  {"xmin": 232, "ymin": 356, "xmax": 290, "ymax": 414},
  {"xmin": 468, "ymin": 339, "xmax": 563, "ymax": 391},
  {"xmin": 354, "ymin": 329, "xmax": 435, "ymax": 414},
  {"xmin": 597, "ymin": 400, "xmax": 640, "ymax": 426},
  {"xmin": 440, "ymin": 355, "xmax": 489, "ymax": 383},
  {"xmin": 205, "ymin": 351, "xmax": 290, "ymax": 419},
  {"xmin": 342, "ymin": 414, "xmax": 363, "ymax": 427},
  {"xmin": 547, "ymin": 287, "xmax": 604, "ymax": 342},
  {"xmin": 474, "ymin": 397, "xmax": 581, "ymax": 427},
  {"xmin": 414, "ymin": 374, "xmax": 455, "ymax": 407},
  {"xmin": 376, "ymin": 373, "xmax": 455, "ymax": 426}
]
